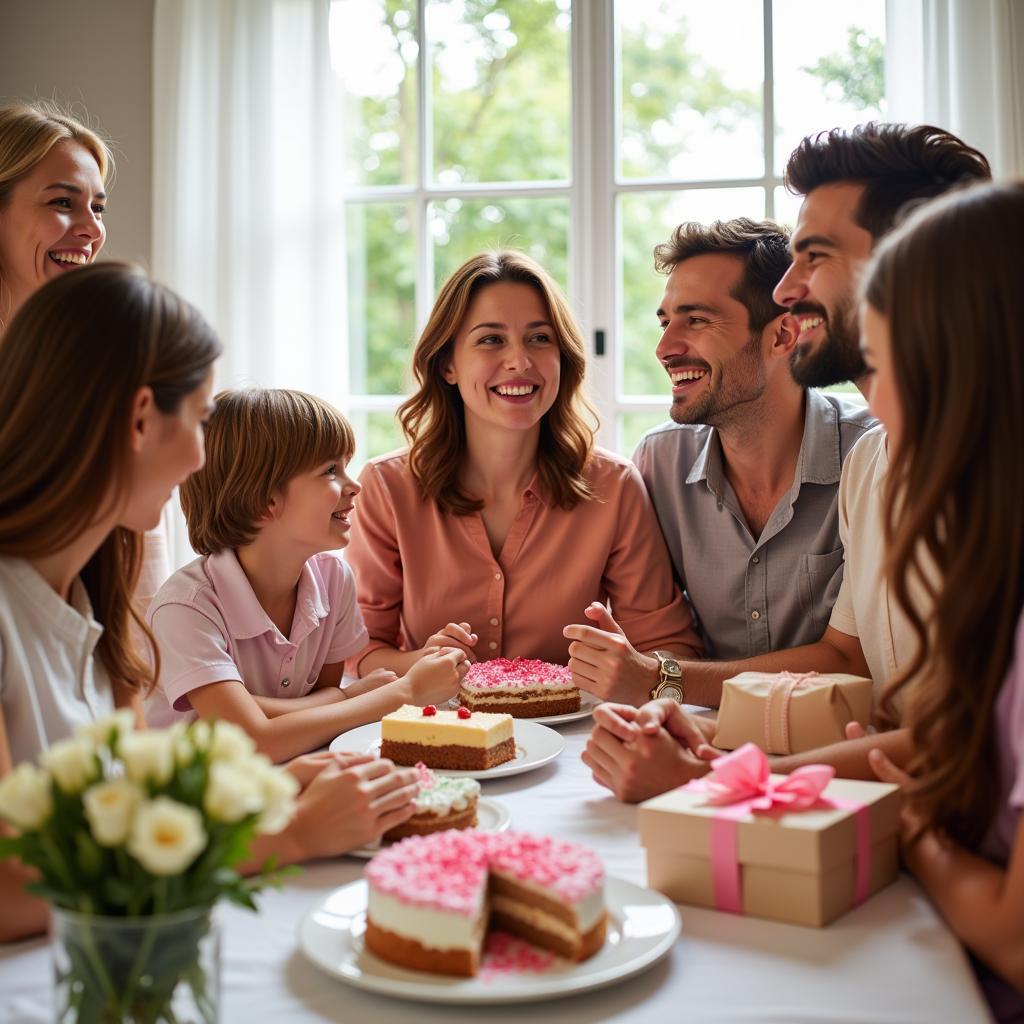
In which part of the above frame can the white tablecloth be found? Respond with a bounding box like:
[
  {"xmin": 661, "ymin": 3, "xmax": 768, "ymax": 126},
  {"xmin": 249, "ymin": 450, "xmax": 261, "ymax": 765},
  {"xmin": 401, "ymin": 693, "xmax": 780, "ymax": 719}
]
[{"xmin": 0, "ymin": 720, "xmax": 992, "ymax": 1023}]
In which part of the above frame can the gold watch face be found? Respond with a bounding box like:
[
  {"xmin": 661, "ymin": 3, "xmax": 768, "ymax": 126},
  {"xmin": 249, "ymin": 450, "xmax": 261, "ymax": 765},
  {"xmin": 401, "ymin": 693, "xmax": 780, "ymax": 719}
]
[{"xmin": 655, "ymin": 651, "xmax": 682, "ymax": 679}]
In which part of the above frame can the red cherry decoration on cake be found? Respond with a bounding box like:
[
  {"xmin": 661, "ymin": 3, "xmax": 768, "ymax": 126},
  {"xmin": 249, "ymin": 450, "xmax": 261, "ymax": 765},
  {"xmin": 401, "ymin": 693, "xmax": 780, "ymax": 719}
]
[
  {"xmin": 422, "ymin": 704, "xmax": 437, "ymax": 716},
  {"xmin": 457, "ymin": 706, "xmax": 472, "ymax": 719}
]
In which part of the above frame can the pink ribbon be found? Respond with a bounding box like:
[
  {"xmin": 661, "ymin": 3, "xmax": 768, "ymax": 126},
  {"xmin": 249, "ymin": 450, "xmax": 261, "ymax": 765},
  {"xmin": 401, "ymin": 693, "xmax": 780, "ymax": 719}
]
[
  {"xmin": 763, "ymin": 671, "xmax": 819, "ymax": 754},
  {"xmin": 685, "ymin": 743, "xmax": 872, "ymax": 914}
]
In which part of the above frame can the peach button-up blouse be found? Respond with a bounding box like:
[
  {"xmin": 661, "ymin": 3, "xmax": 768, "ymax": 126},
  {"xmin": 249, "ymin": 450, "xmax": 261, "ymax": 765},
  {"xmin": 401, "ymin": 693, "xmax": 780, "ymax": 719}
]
[{"xmin": 346, "ymin": 447, "xmax": 700, "ymax": 666}]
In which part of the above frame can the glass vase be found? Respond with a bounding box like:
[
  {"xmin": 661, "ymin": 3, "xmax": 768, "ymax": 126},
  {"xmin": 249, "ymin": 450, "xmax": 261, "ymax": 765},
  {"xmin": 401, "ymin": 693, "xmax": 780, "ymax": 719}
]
[{"xmin": 50, "ymin": 905, "xmax": 220, "ymax": 1024}]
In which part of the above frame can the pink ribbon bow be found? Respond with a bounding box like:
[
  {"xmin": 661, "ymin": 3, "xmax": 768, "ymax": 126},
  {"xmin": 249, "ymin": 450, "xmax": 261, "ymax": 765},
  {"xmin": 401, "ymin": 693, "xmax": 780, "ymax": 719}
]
[{"xmin": 685, "ymin": 743, "xmax": 871, "ymax": 915}]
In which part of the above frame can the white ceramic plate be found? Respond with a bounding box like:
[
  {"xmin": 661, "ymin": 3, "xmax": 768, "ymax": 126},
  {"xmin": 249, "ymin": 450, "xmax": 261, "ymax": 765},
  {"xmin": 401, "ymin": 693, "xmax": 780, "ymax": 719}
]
[
  {"xmin": 346, "ymin": 798, "xmax": 511, "ymax": 859},
  {"xmin": 441, "ymin": 692, "xmax": 600, "ymax": 727},
  {"xmin": 298, "ymin": 876, "xmax": 680, "ymax": 1004},
  {"xmin": 328, "ymin": 720, "xmax": 565, "ymax": 780}
]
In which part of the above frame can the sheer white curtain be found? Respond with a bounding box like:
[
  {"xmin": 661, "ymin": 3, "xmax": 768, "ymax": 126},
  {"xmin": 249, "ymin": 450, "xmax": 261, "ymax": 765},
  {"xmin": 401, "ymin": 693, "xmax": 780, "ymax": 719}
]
[
  {"xmin": 886, "ymin": 0, "xmax": 1024, "ymax": 178},
  {"xmin": 153, "ymin": 0, "xmax": 348, "ymax": 570}
]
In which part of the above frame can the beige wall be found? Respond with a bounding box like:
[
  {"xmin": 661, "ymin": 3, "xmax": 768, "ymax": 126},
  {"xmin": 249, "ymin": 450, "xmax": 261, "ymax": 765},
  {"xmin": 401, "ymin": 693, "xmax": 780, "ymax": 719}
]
[{"xmin": 0, "ymin": 0, "xmax": 155, "ymax": 267}]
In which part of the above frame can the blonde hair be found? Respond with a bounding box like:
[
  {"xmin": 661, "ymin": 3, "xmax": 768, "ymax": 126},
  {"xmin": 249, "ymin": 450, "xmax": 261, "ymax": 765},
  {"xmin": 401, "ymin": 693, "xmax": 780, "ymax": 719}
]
[
  {"xmin": 399, "ymin": 250, "xmax": 597, "ymax": 514},
  {"xmin": 0, "ymin": 263, "xmax": 221, "ymax": 694},
  {"xmin": 181, "ymin": 389, "xmax": 357, "ymax": 555}
]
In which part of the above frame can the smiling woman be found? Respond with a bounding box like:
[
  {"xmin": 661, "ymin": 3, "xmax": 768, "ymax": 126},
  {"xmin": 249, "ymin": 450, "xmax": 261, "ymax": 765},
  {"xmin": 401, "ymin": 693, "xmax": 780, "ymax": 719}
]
[
  {"xmin": 0, "ymin": 103, "xmax": 111, "ymax": 331},
  {"xmin": 347, "ymin": 250, "xmax": 704, "ymax": 705}
]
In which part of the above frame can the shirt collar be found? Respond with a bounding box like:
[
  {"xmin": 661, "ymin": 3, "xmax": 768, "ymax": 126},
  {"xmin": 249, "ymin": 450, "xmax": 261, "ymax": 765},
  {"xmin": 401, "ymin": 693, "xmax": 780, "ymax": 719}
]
[
  {"xmin": 205, "ymin": 549, "xmax": 330, "ymax": 642},
  {"xmin": 523, "ymin": 471, "xmax": 551, "ymax": 508}
]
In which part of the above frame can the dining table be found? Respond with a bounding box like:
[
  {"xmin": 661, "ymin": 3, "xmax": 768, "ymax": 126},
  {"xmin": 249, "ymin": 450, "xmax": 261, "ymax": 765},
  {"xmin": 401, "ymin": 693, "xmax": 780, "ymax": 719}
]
[{"xmin": 0, "ymin": 716, "xmax": 993, "ymax": 1023}]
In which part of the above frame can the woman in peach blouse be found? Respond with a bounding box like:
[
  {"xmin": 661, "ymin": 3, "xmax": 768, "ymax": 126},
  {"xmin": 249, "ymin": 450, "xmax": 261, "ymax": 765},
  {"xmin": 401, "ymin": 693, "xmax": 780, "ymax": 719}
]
[{"xmin": 347, "ymin": 250, "xmax": 701, "ymax": 705}]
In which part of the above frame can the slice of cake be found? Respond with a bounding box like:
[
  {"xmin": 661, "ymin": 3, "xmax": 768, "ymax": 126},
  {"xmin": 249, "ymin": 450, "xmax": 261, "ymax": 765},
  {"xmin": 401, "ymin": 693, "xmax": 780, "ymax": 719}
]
[
  {"xmin": 364, "ymin": 830, "xmax": 606, "ymax": 977},
  {"xmin": 459, "ymin": 657, "xmax": 580, "ymax": 718},
  {"xmin": 380, "ymin": 704, "xmax": 515, "ymax": 770},
  {"xmin": 383, "ymin": 762, "xmax": 481, "ymax": 841}
]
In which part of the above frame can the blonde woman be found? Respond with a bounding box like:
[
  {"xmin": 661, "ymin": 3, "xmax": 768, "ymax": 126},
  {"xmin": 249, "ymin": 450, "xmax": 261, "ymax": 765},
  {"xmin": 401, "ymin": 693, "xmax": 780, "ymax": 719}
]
[{"xmin": 347, "ymin": 250, "xmax": 702, "ymax": 704}]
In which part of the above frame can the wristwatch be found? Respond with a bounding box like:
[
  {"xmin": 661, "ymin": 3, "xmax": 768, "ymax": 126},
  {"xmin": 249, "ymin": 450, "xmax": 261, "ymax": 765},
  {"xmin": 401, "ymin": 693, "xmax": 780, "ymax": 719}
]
[{"xmin": 650, "ymin": 651, "xmax": 685, "ymax": 703}]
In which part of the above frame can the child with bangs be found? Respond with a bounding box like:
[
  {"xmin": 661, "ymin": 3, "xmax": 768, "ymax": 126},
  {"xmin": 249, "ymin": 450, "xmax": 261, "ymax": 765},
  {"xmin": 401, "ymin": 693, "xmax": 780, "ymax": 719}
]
[{"xmin": 146, "ymin": 388, "xmax": 467, "ymax": 763}]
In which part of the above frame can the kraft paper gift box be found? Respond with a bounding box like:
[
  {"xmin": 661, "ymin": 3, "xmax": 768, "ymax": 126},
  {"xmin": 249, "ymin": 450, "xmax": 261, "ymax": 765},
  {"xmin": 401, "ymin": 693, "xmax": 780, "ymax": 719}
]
[
  {"xmin": 713, "ymin": 671, "xmax": 873, "ymax": 755},
  {"xmin": 639, "ymin": 744, "xmax": 901, "ymax": 927}
]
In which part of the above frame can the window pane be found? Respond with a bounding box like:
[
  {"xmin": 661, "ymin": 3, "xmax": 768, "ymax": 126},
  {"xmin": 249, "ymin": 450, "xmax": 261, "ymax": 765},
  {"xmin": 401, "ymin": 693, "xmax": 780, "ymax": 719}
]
[
  {"xmin": 618, "ymin": 188, "xmax": 766, "ymax": 396},
  {"xmin": 772, "ymin": 1, "xmax": 886, "ymax": 175},
  {"xmin": 430, "ymin": 196, "xmax": 570, "ymax": 294},
  {"xmin": 428, "ymin": 0, "xmax": 571, "ymax": 185},
  {"xmin": 618, "ymin": 410, "xmax": 671, "ymax": 458},
  {"xmin": 331, "ymin": 1, "xmax": 418, "ymax": 187},
  {"xmin": 346, "ymin": 201, "xmax": 417, "ymax": 396},
  {"xmin": 348, "ymin": 410, "xmax": 407, "ymax": 475},
  {"xmin": 773, "ymin": 185, "xmax": 803, "ymax": 230},
  {"xmin": 618, "ymin": 1, "xmax": 763, "ymax": 182}
]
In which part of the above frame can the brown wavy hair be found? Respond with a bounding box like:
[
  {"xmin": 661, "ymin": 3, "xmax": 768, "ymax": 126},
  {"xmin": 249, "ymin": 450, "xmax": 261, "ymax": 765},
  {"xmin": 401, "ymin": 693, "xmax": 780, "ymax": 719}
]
[
  {"xmin": 0, "ymin": 263, "xmax": 222, "ymax": 693},
  {"xmin": 785, "ymin": 123, "xmax": 991, "ymax": 240},
  {"xmin": 399, "ymin": 250, "xmax": 597, "ymax": 515},
  {"xmin": 182, "ymin": 388, "xmax": 356, "ymax": 555},
  {"xmin": 866, "ymin": 182, "xmax": 1024, "ymax": 848}
]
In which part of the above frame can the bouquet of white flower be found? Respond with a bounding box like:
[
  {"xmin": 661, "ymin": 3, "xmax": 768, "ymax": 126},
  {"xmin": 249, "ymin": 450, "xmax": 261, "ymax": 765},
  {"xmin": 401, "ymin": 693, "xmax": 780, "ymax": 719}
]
[{"xmin": 0, "ymin": 713, "xmax": 300, "ymax": 1023}]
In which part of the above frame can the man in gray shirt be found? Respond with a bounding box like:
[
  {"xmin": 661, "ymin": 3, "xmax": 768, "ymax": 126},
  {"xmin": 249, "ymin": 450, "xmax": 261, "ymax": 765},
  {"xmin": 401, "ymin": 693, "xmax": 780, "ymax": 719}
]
[{"xmin": 565, "ymin": 218, "xmax": 874, "ymax": 696}]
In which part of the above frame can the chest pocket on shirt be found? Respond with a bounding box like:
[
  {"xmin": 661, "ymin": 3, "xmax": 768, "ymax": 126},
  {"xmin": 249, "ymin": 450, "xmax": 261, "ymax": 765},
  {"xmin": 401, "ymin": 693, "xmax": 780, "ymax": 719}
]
[{"xmin": 798, "ymin": 548, "xmax": 845, "ymax": 633}]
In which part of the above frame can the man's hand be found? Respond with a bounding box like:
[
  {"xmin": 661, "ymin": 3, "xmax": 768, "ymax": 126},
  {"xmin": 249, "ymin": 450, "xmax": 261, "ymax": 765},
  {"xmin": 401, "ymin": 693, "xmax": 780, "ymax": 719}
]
[
  {"xmin": 594, "ymin": 700, "xmax": 718, "ymax": 758},
  {"xmin": 422, "ymin": 622, "xmax": 479, "ymax": 662},
  {"xmin": 583, "ymin": 718, "xmax": 712, "ymax": 803},
  {"xmin": 563, "ymin": 603, "xmax": 660, "ymax": 704}
]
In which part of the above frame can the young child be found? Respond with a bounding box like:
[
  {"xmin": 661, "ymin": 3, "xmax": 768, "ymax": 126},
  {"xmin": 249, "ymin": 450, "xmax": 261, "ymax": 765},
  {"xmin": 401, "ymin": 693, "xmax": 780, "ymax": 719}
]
[
  {"xmin": 0, "ymin": 265, "xmax": 421, "ymax": 944},
  {"xmin": 146, "ymin": 388, "xmax": 467, "ymax": 762},
  {"xmin": 858, "ymin": 181, "xmax": 1024, "ymax": 1021}
]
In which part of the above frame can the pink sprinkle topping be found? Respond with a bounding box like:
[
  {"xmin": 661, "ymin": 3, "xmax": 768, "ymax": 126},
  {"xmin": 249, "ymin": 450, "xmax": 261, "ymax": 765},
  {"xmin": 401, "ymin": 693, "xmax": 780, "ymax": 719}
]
[
  {"xmin": 457, "ymin": 706, "xmax": 472, "ymax": 719},
  {"xmin": 479, "ymin": 931, "xmax": 556, "ymax": 981},
  {"xmin": 365, "ymin": 830, "xmax": 603, "ymax": 915},
  {"xmin": 463, "ymin": 657, "xmax": 573, "ymax": 691},
  {"xmin": 422, "ymin": 704, "xmax": 437, "ymax": 716},
  {"xmin": 414, "ymin": 761, "xmax": 435, "ymax": 789}
]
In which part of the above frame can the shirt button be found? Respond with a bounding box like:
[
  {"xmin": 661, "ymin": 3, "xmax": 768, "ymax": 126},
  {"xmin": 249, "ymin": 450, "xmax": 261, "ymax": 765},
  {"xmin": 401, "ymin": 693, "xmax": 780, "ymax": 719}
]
[
  {"xmin": 489, "ymin": 642, "xmax": 498, "ymax": 650},
  {"xmin": 281, "ymin": 678, "xmax": 290, "ymax": 687},
  {"xmin": 489, "ymin": 617, "xmax": 499, "ymax": 626},
  {"xmin": 751, "ymin": 555, "xmax": 760, "ymax": 564},
  {"xmin": 494, "ymin": 572, "xmax": 502, "ymax": 581},
  {"xmin": 750, "ymin": 611, "xmax": 761, "ymax": 621}
]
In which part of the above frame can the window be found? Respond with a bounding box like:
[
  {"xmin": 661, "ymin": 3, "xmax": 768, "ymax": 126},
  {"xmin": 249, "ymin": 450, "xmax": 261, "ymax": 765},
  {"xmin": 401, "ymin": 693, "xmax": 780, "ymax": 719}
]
[{"xmin": 330, "ymin": 0, "xmax": 886, "ymax": 469}]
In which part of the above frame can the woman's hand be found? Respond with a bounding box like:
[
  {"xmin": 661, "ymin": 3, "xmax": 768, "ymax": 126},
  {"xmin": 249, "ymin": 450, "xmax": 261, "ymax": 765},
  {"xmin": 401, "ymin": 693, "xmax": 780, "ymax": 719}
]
[
  {"xmin": 402, "ymin": 647, "xmax": 469, "ymax": 705},
  {"xmin": 869, "ymin": 747, "xmax": 928, "ymax": 855},
  {"xmin": 423, "ymin": 622, "xmax": 479, "ymax": 662},
  {"xmin": 595, "ymin": 700, "xmax": 718, "ymax": 759},
  {"xmin": 288, "ymin": 758, "xmax": 420, "ymax": 857},
  {"xmin": 284, "ymin": 751, "xmax": 375, "ymax": 788},
  {"xmin": 357, "ymin": 667, "xmax": 398, "ymax": 690}
]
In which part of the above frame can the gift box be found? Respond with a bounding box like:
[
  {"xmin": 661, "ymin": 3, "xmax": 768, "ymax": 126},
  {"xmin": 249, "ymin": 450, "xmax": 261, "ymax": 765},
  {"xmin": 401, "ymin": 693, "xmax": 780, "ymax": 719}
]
[
  {"xmin": 639, "ymin": 744, "xmax": 900, "ymax": 927},
  {"xmin": 713, "ymin": 671, "xmax": 873, "ymax": 755}
]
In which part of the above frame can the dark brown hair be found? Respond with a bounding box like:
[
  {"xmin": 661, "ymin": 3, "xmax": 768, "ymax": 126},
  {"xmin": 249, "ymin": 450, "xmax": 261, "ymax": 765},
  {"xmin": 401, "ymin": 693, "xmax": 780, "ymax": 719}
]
[
  {"xmin": 653, "ymin": 218, "xmax": 791, "ymax": 332},
  {"xmin": 399, "ymin": 250, "xmax": 597, "ymax": 515},
  {"xmin": 0, "ymin": 263, "xmax": 221, "ymax": 693},
  {"xmin": 785, "ymin": 123, "xmax": 991, "ymax": 240},
  {"xmin": 181, "ymin": 388, "xmax": 356, "ymax": 555},
  {"xmin": 866, "ymin": 181, "xmax": 1024, "ymax": 848}
]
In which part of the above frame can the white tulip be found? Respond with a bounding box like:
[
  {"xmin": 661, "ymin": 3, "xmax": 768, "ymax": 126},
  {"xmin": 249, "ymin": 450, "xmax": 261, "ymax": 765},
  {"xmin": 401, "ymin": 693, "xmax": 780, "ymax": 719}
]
[
  {"xmin": 119, "ymin": 731, "xmax": 175, "ymax": 785},
  {"xmin": 203, "ymin": 761, "xmax": 264, "ymax": 823},
  {"xmin": 76, "ymin": 709, "xmax": 136, "ymax": 749},
  {"xmin": 41, "ymin": 737, "xmax": 98, "ymax": 794},
  {"xmin": 251, "ymin": 756, "xmax": 299, "ymax": 834},
  {"xmin": 0, "ymin": 763, "xmax": 53, "ymax": 831},
  {"xmin": 83, "ymin": 779, "xmax": 143, "ymax": 846},
  {"xmin": 127, "ymin": 797, "xmax": 207, "ymax": 875},
  {"xmin": 207, "ymin": 721, "xmax": 256, "ymax": 764}
]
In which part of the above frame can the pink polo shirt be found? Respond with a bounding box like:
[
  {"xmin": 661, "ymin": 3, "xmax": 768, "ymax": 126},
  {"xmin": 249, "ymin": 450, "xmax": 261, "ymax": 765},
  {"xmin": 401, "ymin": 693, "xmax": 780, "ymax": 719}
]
[
  {"xmin": 346, "ymin": 447, "xmax": 699, "ymax": 666},
  {"xmin": 145, "ymin": 549, "xmax": 368, "ymax": 727}
]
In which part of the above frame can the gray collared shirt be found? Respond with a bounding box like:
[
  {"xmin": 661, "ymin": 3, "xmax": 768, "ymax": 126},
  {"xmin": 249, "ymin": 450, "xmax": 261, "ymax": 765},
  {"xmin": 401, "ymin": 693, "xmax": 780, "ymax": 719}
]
[{"xmin": 633, "ymin": 389, "xmax": 876, "ymax": 660}]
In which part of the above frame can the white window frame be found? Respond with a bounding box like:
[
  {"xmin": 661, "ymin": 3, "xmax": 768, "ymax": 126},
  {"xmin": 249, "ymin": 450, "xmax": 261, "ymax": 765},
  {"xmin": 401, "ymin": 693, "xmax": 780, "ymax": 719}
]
[{"xmin": 342, "ymin": 1, "xmax": 823, "ymax": 452}]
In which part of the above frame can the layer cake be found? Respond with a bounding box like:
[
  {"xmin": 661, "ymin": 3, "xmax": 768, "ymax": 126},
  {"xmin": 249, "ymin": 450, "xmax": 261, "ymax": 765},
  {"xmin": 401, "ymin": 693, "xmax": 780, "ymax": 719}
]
[
  {"xmin": 383, "ymin": 762, "xmax": 481, "ymax": 841},
  {"xmin": 459, "ymin": 657, "xmax": 580, "ymax": 718},
  {"xmin": 380, "ymin": 704, "xmax": 515, "ymax": 770},
  {"xmin": 365, "ymin": 829, "xmax": 606, "ymax": 976}
]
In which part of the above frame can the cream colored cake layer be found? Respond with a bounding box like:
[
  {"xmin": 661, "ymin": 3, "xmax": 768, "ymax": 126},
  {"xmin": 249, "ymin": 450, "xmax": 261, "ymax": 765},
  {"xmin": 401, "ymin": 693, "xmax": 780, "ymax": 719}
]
[
  {"xmin": 367, "ymin": 888, "xmax": 486, "ymax": 952},
  {"xmin": 381, "ymin": 705, "xmax": 514, "ymax": 748},
  {"xmin": 491, "ymin": 896, "xmax": 587, "ymax": 944},
  {"xmin": 491, "ymin": 870, "xmax": 606, "ymax": 932}
]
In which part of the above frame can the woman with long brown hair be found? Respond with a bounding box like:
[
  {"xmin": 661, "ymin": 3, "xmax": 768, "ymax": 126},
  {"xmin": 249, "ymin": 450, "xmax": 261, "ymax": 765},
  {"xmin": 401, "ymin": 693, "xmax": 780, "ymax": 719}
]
[
  {"xmin": 347, "ymin": 250, "xmax": 701, "ymax": 703},
  {"xmin": 861, "ymin": 181, "xmax": 1024, "ymax": 1020},
  {"xmin": 0, "ymin": 264, "xmax": 422, "ymax": 942}
]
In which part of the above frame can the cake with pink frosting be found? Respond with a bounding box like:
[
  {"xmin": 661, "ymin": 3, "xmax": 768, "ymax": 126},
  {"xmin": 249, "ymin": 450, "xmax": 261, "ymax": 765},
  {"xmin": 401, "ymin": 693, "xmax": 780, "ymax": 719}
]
[
  {"xmin": 459, "ymin": 657, "xmax": 580, "ymax": 718},
  {"xmin": 364, "ymin": 829, "xmax": 607, "ymax": 976}
]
